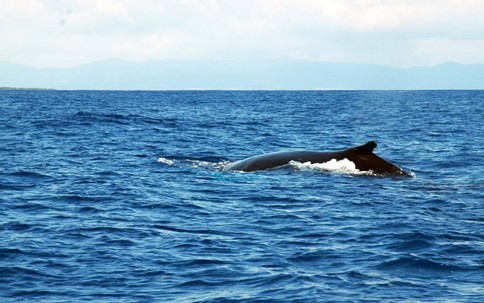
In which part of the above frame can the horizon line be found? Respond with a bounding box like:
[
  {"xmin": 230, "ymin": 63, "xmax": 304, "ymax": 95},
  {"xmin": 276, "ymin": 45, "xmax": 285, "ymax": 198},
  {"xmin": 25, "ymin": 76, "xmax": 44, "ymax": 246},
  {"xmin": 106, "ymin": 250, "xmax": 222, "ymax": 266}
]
[{"xmin": 2, "ymin": 57, "xmax": 483, "ymax": 70}]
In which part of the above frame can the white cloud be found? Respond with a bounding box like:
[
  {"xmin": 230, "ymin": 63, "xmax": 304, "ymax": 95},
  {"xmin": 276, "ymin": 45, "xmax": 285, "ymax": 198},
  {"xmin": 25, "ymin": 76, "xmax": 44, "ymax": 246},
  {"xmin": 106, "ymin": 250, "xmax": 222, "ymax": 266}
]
[{"xmin": 1, "ymin": 0, "xmax": 484, "ymax": 67}]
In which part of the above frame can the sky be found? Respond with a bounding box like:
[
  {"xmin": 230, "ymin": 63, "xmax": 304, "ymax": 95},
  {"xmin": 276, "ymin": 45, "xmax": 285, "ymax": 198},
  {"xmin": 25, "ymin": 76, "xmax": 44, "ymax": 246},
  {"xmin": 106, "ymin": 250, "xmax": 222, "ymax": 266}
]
[{"xmin": 1, "ymin": 0, "xmax": 484, "ymax": 68}]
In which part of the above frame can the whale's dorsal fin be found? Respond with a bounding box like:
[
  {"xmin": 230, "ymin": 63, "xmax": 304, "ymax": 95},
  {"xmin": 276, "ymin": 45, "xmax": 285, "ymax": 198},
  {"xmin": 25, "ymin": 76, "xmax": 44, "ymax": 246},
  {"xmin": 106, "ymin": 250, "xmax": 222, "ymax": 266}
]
[{"xmin": 356, "ymin": 141, "xmax": 377, "ymax": 153}]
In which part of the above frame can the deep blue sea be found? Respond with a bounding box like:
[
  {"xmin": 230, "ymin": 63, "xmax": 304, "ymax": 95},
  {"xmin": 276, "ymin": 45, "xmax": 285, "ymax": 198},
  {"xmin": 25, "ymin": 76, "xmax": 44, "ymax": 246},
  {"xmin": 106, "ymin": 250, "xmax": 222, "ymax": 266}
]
[{"xmin": 1, "ymin": 90, "xmax": 483, "ymax": 302}]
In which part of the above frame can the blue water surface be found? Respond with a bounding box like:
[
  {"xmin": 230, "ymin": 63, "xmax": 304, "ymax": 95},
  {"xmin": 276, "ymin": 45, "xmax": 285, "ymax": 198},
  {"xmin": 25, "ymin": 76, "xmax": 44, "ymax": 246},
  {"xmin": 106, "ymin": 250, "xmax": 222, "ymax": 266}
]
[{"xmin": 1, "ymin": 90, "xmax": 483, "ymax": 302}]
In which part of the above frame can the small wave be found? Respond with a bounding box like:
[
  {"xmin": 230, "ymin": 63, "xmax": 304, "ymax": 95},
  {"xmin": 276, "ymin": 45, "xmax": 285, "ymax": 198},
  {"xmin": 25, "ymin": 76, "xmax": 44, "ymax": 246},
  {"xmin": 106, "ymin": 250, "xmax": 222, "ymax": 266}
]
[
  {"xmin": 1, "ymin": 171, "xmax": 52, "ymax": 191},
  {"xmin": 178, "ymin": 279, "xmax": 222, "ymax": 288},
  {"xmin": 57, "ymin": 195, "xmax": 104, "ymax": 202},
  {"xmin": 9, "ymin": 170, "xmax": 51, "ymax": 178},
  {"xmin": 251, "ymin": 273, "xmax": 296, "ymax": 288},
  {"xmin": 72, "ymin": 111, "xmax": 180, "ymax": 129},
  {"xmin": 377, "ymin": 255, "xmax": 462, "ymax": 275},
  {"xmin": 0, "ymin": 248, "xmax": 26, "ymax": 259},
  {"xmin": 180, "ymin": 258, "xmax": 227, "ymax": 267},
  {"xmin": 153, "ymin": 224, "xmax": 216, "ymax": 235},
  {"xmin": 287, "ymin": 250, "xmax": 330, "ymax": 263},
  {"xmin": 104, "ymin": 239, "xmax": 136, "ymax": 247},
  {"xmin": 13, "ymin": 203, "xmax": 51, "ymax": 211},
  {"xmin": 0, "ymin": 222, "xmax": 32, "ymax": 231},
  {"xmin": 73, "ymin": 111, "xmax": 125, "ymax": 120},
  {"xmin": 72, "ymin": 111, "xmax": 130, "ymax": 125},
  {"xmin": 0, "ymin": 266, "xmax": 54, "ymax": 278},
  {"xmin": 389, "ymin": 239, "xmax": 433, "ymax": 252},
  {"xmin": 388, "ymin": 232, "xmax": 436, "ymax": 252},
  {"xmin": 78, "ymin": 206, "xmax": 102, "ymax": 213},
  {"xmin": 7, "ymin": 289, "xmax": 72, "ymax": 298},
  {"xmin": 0, "ymin": 183, "xmax": 36, "ymax": 190}
]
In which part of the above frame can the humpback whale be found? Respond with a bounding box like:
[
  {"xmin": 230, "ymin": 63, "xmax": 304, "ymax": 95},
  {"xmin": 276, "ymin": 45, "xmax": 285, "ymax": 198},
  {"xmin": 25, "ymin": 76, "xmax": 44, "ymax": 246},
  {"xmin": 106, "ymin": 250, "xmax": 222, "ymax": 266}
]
[{"xmin": 223, "ymin": 141, "xmax": 409, "ymax": 176}]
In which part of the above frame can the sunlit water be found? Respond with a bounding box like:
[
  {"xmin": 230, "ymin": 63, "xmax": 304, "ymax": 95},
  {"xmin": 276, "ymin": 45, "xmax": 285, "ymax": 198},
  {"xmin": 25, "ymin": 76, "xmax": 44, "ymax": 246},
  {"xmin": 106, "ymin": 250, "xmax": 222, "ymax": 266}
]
[{"xmin": 1, "ymin": 90, "xmax": 483, "ymax": 302}]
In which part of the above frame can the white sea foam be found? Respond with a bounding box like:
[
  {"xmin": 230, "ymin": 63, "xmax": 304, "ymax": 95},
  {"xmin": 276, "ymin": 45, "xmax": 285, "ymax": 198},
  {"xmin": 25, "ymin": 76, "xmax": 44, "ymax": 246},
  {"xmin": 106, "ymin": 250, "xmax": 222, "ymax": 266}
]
[
  {"xmin": 187, "ymin": 160, "xmax": 230, "ymax": 171},
  {"xmin": 157, "ymin": 157, "xmax": 175, "ymax": 165},
  {"xmin": 185, "ymin": 159, "xmax": 213, "ymax": 167},
  {"xmin": 158, "ymin": 157, "xmax": 229, "ymax": 171},
  {"xmin": 288, "ymin": 158, "xmax": 374, "ymax": 175}
]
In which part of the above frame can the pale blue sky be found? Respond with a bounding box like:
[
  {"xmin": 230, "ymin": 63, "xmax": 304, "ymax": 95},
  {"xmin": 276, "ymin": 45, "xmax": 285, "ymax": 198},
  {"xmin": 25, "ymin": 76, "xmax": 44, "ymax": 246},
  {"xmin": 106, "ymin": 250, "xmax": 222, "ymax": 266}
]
[{"xmin": 2, "ymin": 0, "xmax": 484, "ymax": 68}]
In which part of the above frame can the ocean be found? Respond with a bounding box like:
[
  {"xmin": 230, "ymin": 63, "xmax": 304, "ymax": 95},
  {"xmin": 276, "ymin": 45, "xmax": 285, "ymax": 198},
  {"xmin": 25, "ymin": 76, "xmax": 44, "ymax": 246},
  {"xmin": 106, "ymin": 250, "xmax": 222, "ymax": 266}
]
[{"xmin": 1, "ymin": 90, "xmax": 483, "ymax": 302}]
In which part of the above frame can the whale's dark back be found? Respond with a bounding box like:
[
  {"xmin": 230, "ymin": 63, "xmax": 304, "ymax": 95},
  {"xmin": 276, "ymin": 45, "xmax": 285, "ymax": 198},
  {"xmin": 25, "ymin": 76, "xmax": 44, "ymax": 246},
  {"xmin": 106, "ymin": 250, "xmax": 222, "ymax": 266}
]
[{"xmin": 223, "ymin": 141, "xmax": 407, "ymax": 176}]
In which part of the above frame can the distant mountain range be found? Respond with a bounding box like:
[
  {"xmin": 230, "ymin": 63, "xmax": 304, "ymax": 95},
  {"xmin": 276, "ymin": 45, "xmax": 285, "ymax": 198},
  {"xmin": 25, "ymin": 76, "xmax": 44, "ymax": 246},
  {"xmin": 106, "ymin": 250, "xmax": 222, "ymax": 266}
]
[{"xmin": 1, "ymin": 59, "xmax": 483, "ymax": 90}]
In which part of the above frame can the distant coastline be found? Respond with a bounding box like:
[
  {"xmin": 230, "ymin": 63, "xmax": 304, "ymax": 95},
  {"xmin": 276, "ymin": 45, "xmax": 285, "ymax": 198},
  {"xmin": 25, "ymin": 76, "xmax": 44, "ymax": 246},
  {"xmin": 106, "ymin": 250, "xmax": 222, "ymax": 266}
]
[
  {"xmin": 1, "ymin": 59, "xmax": 484, "ymax": 90},
  {"xmin": 0, "ymin": 87, "xmax": 54, "ymax": 91}
]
